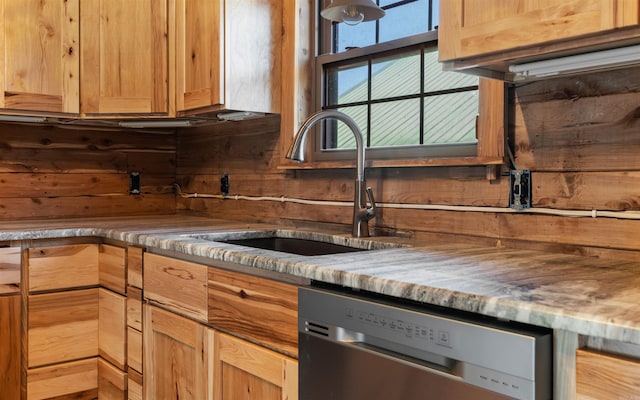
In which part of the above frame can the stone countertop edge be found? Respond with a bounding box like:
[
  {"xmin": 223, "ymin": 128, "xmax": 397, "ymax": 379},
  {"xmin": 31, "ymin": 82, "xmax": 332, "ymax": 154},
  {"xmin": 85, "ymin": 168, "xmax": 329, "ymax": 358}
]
[{"xmin": 2, "ymin": 216, "xmax": 639, "ymax": 346}]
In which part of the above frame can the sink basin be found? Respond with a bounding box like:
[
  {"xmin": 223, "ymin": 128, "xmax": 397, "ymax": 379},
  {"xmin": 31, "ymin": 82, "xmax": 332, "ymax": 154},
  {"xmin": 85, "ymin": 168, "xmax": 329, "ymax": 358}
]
[
  {"xmin": 219, "ymin": 237, "xmax": 365, "ymax": 256},
  {"xmin": 182, "ymin": 230, "xmax": 401, "ymax": 256}
]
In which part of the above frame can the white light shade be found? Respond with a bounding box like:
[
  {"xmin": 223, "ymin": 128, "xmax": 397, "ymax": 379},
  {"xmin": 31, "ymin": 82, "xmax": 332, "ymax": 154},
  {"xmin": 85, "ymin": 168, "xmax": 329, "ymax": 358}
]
[
  {"xmin": 321, "ymin": 0, "xmax": 385, "ymax": 25},
  {"xmin": 509, "ymin": 44, "xmax": 640, "ymax": 80}
]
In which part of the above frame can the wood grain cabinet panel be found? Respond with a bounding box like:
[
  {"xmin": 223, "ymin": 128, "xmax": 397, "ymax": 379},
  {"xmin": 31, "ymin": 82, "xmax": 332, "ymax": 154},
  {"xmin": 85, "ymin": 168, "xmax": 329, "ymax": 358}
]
[
  {"xmin": 99, "ymin": 288, "xmax": 127, "ymax": 370},
  {"xmin": 213, "ymin": 331, "xmax": 297, "ymax": 400},
  {"xmin": 100, "ymin": 244, "xmax": 127, "ymax": 295},
  {"xmin": 127, "ymin": 246, "xmax": 144, "ymax": 290},
  {"xmin": 439, "ymin": 0, "xmax": 640, "ymax": 62},
  {"xmin": 80, "ymin": 0, "xmax": 169, "ymax": 115},
  {"xmin": 98, "ymin": 357, "xmax": 127, "ymax": 400},
  {"xmin": 0, "ymin": 246, "xmax": 21, "ymax": 294},
  {"xmin": 175, "ymin": 0, "xmax": 222, "ymax": 111},
  {"xmin": 26, "ymin": 358, "xmax": 99, "ymax": 400},
  {"xmin": 0, "ymin": 294, "xmax": 20, "ymax": 400},
  {"xmin": 27, "ymin": 288, "xmax": 99, "ymax": 368},
  {"xmin": 208, "ymin": 267, "xmax": 299, "ymax": 357},
  {"xmin": 576, "ymin": 348, "xmax": 640, "ymax": 399},
  {"xmin": 144, "ymin": 305, "xmax": 211, "ymax": 400},
  {"xmin": 27, "ymin": 244, "xmax": 99, "ymax": 293},
  {"xmin": 0, "ymin": 0, "xmax": 80, "ymax": 114},
  {"xmin": 143, "ymin": 253, "xmax": 208, "ymax": 321}
]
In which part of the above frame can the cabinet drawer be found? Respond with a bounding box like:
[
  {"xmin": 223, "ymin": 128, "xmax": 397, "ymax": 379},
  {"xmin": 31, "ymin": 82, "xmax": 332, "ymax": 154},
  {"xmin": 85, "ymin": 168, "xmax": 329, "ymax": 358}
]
[
  {"xmin": 127, "ymin": 286, "xmax": 144, "ymax": 331},
  {"xmin": 0, "ymin": 247, "xmax": 21, "ymax": 294},
  {"xmin": 99, "ymin": 288, "xmax": 127, "ymax": 370},
  {"xmin": 28, "ymin": 288, "xmax": 99, "ymax": 368},
  {"xmin": 576, "ymin": 348, "xmax": 640, "ymax": 399},
  {"xmin": 28, "ymin": 244, "xmax": 99, "ymax": 292},
  {"xmin": 98, "ymin": 358, "xmax": 127, "ymax": 400},
  {"xmin": 99, "ymin": 244, "xmax": 127, "ymax": 295},
  {"xmin": 27, "ymin": 358, "xmax": 98, "ymax": 400},
  {"xmin": 128, "ymin": 369, "xmax": 143, "ymax": 400},
  {"xmin": 208, "ymin": 268, "xmax": 298, "ymax": 356},
  {"xmin": 127, "ymin": 327, "xmax": 143, "ymax": 374},
  {"xmin": 127, "ymin": 246, "xmax": 144, "ymax": 289},
  {"xmin": 144, "ymin": 253, "xmax": 208, "ymax": 321}
]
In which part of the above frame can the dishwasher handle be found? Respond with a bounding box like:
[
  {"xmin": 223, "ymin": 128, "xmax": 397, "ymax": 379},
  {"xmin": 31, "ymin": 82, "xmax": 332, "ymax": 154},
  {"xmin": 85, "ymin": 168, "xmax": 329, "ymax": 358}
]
[{"xmin": 326, "ymin": 326, "xmax": 464, "ymax": 383}]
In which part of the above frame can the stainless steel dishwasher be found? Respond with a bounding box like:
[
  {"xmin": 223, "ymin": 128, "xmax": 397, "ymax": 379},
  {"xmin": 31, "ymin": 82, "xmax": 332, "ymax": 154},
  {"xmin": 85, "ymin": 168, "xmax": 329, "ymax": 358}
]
[{"xmin": 299, "ymin": 285, "xmax": 552, "ymax": 400}]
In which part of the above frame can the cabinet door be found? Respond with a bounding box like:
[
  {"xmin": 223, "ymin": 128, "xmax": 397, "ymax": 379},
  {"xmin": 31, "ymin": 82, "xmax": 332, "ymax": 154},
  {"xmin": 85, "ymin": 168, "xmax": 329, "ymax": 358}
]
[
  {"xmin": 213, "ymin": 331, "xmax": 297, "ymax": 400},
  {"xmin": 81, "ymin": 0, "xmax": 169, "ymax": 115},
  {"xmin": 0, "ymin": 0, "xmax": 79, "ymax": 114},
  {"xmin": 175, "ymin": 0, "xmax": 222, "ymax": 112},
  {"xmin": 0, "ymin": 294, "xmax": 20, "ymax": 400},
  {"xmin": 144, "ymin": 305, "xmax": 211, "ymax": 400},
  {"xmin": 439, "ymin": 0, "xmax": 639, "ymax": 62}
]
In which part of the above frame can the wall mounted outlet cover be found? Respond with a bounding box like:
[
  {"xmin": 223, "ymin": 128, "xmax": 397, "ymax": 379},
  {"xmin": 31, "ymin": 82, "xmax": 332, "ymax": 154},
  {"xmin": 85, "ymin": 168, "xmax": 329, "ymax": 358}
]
[
  {"xmin": 509, "ymin": 169, "xmax": 531, "ymax": 210},
  {"xmin": 129, "ymin": 172, "xmax": 141, "ymax": 195}
]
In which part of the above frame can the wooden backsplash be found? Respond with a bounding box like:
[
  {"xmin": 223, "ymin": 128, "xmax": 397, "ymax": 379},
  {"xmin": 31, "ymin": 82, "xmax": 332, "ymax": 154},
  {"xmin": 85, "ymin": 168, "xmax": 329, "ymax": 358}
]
[
  {"xmin": 176, "ymin": 68, "xmax": 640, "ymax": 259},
  {"xmin": 0, "ymin": 123, "xmax": 176, "ymax": 219}
]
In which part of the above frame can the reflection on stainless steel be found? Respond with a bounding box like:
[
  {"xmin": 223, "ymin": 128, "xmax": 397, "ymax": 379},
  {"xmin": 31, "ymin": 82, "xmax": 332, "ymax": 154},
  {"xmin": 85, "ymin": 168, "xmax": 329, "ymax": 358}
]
[
  {"xmin": 299, "ymin": 286, "xmax": 553, "ymax": 400},
  {"xmin": 286, "ymin": 110, "xmax": 376, "ymax": 238}
]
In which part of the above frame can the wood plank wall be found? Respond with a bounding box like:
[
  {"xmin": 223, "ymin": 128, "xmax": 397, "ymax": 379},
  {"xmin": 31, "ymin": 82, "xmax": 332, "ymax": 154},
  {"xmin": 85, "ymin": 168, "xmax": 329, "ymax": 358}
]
[
  {"xmin": 176, "ymin": 67, "xmax": 640, "ymax": 260},
  {"xmin": 0, "ymin": 123, "xmax": 176, "ymax": 219}
]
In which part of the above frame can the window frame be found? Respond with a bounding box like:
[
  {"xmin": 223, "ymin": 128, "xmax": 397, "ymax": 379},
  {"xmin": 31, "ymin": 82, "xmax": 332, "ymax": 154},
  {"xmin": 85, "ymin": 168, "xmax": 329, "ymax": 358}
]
[{"xmin": 289, "ymin": 2, "xmax": 506, "ymax": 169}]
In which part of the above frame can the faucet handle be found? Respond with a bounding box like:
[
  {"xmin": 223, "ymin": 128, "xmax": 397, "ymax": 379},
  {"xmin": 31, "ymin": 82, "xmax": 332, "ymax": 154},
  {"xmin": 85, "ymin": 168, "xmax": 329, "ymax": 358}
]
[{"xmin": 365, "ymin": 187, "xmax": 376, "ymax": 219}]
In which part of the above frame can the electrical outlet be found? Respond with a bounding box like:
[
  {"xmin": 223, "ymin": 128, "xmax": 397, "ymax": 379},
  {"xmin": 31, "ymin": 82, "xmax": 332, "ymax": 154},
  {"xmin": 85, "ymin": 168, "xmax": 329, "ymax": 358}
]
[
  {"xmin": 129, "ymin": 172, "xmax": 141, "ymax": 195},
  {"xmin": 220, "ymin": 173, "xmax": 229, "ymax": 196},
  {"xmin": 509, "ymin": 169, "xmax": 531, "ymax": 210}
]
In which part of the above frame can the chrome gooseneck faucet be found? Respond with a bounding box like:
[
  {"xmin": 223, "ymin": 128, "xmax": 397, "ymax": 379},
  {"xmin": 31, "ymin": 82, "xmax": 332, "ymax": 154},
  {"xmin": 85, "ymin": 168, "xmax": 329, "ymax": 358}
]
[{"xmin": 286, "ymin": 110, "xmax": 376, "ymax": 237}]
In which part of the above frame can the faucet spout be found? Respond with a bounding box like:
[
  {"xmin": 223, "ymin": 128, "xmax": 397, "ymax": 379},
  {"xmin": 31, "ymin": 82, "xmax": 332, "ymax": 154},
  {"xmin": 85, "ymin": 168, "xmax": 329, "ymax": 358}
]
[{"xmin": 286, "ymin": 110, "xmax": 375, "ymax": 237}]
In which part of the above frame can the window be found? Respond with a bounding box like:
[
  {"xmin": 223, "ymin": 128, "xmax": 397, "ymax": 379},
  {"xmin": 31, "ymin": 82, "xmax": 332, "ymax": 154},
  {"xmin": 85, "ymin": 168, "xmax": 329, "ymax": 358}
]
[{"xmin": 312, "ymin": 0, "xmax": 504, "ymax": 167}]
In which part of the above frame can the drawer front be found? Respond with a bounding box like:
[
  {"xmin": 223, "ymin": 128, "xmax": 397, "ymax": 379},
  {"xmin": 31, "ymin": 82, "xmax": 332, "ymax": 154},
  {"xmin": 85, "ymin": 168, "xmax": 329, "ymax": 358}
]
[
  {"xmin": 208, "ymin": 268, "xmax": 298, "ymax": 356},
  {"xmin": 127, "ymin": 327, "xmax": 143, "ymax": 374},
  {"xmin": 127, "ymin": 286, "xmax": 144, "ymax": 331},
  {"xmin": 576, "ymin": 348, "xmax": 640, "ymax": 399},
  {"xmin": 99, "ymin": 288, "xmax": 127, "ymax": 370},
  {"xmin": 128, "ymin": 369, "xmax": 143, "ymax": 400},
  {"xmin": 28, "ymin": 244, "xmax": 99, "ymax": 292},
  {"xmin": 99, "ymin": 244, "xmax": 127, "ymax": 295},
  {"xmin": 27, "ymin": 358, "xmax": 98, "ymax": 400},
  {"xmin": 144, "ymin": 253, "xmax": 208, "ymax": 322},
  {"xmin": 98, "ymin": 358, "xmax": 127, "ymax": 400},
  {"xmin": 127, "ymin": 246, "xmax": 144, "ymax": 289},
  {"xmin": 28, "ymin": 288, "xmax": 99, "ymax": 368},
  {"xmin": 0, "ymin": 247, "xmax": 21, "ymax": 294}
]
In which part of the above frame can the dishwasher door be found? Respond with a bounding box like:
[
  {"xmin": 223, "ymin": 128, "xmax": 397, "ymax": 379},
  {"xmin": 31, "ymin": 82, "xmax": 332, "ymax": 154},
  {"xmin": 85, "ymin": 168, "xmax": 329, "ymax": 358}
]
[
  {"xmin": 300, "ymin": 333, "xmax": 514, "ymax": 400},
  {"xmin": 298, "ymin": 286, "xmax": 552, "ymax": 400}
]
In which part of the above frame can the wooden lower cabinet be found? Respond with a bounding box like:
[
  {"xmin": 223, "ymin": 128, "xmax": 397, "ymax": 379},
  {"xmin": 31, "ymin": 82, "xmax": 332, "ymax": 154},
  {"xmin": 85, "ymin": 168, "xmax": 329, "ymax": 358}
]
[
  {"xmin": 213, "ymin": 331, "xmax": 297, "ymax": 400},
  {"xmin": 576, "ymin": 348, "xmax": 640, "ymax": 399},
  {"xmin": 144, "ymin": 304, "xmax": 299, "ymax": 400},
  {"xmin": 144, "ymin": 305, "xmax": 211, "ymax": 400},
  {"xmin": 0, "ymin": 294, "xmax": 20, "ymax": 400},
  {"xmin": 26, "ymin": 358, "xmax": 99, "ymax": 400}
]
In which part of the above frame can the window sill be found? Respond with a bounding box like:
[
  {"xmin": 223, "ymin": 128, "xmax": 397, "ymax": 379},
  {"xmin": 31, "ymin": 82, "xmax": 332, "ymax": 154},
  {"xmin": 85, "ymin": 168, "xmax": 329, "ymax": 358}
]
[{"xmin": 278, "ymin": 156, "xmax": 505, "ymax": 170}]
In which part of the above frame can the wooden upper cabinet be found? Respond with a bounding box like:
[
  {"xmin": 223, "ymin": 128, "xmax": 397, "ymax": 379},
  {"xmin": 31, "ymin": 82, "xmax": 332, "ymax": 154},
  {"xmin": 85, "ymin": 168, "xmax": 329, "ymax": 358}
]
[
  {"xmin": 81, "ymin": 0, "xmax": 169, "ymax": 115},
  {"xmin": 175, "ymin": 0, "xmax": 221, "ymax": 112},
  {"xmin": 439, "ymin": 0, "xmax": 640, "ymax": 62},
  {"xmin": 0, "ymin": 0, "xmax": 80, "ymax": 114}
]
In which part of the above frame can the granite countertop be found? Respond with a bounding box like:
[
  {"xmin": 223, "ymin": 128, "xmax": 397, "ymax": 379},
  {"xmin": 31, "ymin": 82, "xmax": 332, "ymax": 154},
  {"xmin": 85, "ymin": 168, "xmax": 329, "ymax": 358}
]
[{"xmin": 2, "ymin": 214, "xmax": 640, "ymax": 345}]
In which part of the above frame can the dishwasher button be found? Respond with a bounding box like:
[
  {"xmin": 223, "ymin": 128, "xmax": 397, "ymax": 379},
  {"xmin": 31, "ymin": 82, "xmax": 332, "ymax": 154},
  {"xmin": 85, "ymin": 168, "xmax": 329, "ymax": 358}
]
[{"xmin": 437, "ymin": 330, "xmax": 451, "ymax": 347}]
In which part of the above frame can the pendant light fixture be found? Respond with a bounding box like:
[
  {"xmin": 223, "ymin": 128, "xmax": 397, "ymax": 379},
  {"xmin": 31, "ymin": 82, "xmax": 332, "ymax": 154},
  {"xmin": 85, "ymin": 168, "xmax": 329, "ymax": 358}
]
[{"xmin": 321, "ymin": 0, "xmax": 385, "ymax": 26}]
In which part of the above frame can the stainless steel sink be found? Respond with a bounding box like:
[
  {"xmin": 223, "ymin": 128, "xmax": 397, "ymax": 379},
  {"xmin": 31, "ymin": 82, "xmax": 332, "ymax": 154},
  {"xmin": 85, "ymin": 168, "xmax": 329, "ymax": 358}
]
[{"xmin": 182, "ymin": 230, "xmax": 402, "ymax": 256}]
